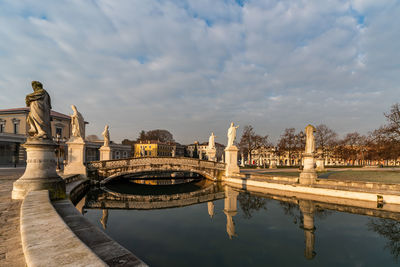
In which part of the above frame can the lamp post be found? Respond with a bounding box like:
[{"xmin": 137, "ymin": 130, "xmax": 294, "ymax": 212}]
[{"xmin": 55, "ymin": 133, "xmax": 61, "ymax": 171}]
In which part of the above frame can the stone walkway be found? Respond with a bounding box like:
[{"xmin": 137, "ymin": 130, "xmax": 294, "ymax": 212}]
[{"xmin": 0, "ymin": 168, "xmax": 26, "ymax": 267}]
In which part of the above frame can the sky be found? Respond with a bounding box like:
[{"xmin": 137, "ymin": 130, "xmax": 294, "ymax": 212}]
[{"xmin": 0, "ymin": 0, "xmax": 399, "ymax": 145}]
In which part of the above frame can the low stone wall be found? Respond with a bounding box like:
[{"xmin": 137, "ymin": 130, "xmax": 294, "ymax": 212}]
[
  {"xmin": 67, "ymin": 178, "xmax": 90, "ymax": 205},
  {"xmin": 316, "ymin": 178, "xmax": 400, "ymax": 192},
  {"xmin": 240, "ymin": 173, "xmax": 299, "ymax": 183},
  {"xmin": 225, "ymin": 177, "xmax": 400, "ymax": 205},
  {"xmin": 20, "ymin": 190, "xmax": 107, "ymax": 267}
]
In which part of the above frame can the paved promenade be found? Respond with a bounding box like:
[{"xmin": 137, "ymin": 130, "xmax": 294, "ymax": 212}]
[{"xmin": 0, "ymin": 167, "xmax": 26, "ymax": 267}]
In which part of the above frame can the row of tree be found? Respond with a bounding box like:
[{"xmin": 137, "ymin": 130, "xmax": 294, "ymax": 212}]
[{"xmin": 238, "ymin": 103, "xmax": 400, "ymax": 165}]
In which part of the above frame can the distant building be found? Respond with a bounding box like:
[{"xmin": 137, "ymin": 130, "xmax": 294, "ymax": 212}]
[
  {"xmin": 171, "ymin": 142, "xmax": 185, "ymax": 157},
  {"xmin": 134, "ymin": 140, "xmax": 174, "ymax": 157},
  {"xmin": 0, "ymin": 107, "xmax": 71, "ymax": 166},
  {"xmin": 86, "ymin": 140, "xmax": 131, "ymax": 161},
  {"xmin": 0, "ymin": 107, "xmax": 131, "ymax": 166}
]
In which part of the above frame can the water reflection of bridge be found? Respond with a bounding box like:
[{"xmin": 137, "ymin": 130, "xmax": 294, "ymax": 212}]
[
  {"xmin": 79, "ymin": 184, "xmax": 400, "ymax": 261},
  {"xmin": 84, "ymin": 182, "xmax": 225, "ymax": 210}
]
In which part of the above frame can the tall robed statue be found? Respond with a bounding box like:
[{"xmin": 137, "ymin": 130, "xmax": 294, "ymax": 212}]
[
  {"xmin": 208, "ymin": 132, "xmax": 216, "ymax": 150},
  {"xmin": 102, "ymin": 125, "xmax": 110, "ymax": 147},
  {"xmin": 25, "ymin": 81, "xmax": 52, "ymax": 139},
  {"xmin": 70, "ymin": 105, "xmax": 85, "ymax": 139},
  {"xmin": 305, "ymin": 124, "xmax": 316, "ymax": 154},
  {"xmin": 227, "ymin": 122, "xmax": 239, "ymax": 148}
]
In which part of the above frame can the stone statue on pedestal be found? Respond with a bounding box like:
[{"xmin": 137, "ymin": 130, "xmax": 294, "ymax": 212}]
[
  {"xmin": 64, "ymin": 105, "xmax": 87, "ymax": 177},
  {"xmin": 305, "ymin": 124, "xmax": 316, "ymax": 154},
  {"xmin": 26, "ymin": 81, "xmax": 52, "ymax": 139},
  {"xmin": 300, "ymin": 124, "xmax": 317, "ymax": 185},
  {"xmin": 208, "ymin": 132, "xmax": 216, "ymax": 150},
  {"xmin": 227, "ymin": 122, "xmax": 239, "ymax": 148},
  {"xmin": 71, "ymin": 105, "xmax": 85, "ymax": 139},
  {"xmin": 102, "ymin": 125, "xmax": 110, "ymax": 147},
  {"xmin": 12, "ymin": 81, "xmax": 66, "ymax": 200},
  {"xmin": 100, "ymin": 125, "xmax": 112, "ymax": 160}
]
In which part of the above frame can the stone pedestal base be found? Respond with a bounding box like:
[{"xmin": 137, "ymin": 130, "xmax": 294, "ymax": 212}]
[
  {"xmin": 12, "ymin": 139, "xmax": 66, "ymax": 200},
  {"xmin": 100, "ymin": 146, "xmax": 112, "ymax": 161},
  {"xmin": 64, "ymin": 137, "xmax": 87, "ymax": 177},
  {"xmin": 225, "ymin": 146, "xmax": 240, "ymax": 177},
  {"xmin": 269, "ymin": 159, "xmax": 277, "ymax": 169},
  {"xmin": 206, "ymin": 149, "xmax": 217, "ymax": 162},
  {"xmin": 315, "ymin": 159, "xmax": 325, "ymax": 172},
  {"xmin": 300, "ymin": 155, "xmax": 317, "ymax": 185}
]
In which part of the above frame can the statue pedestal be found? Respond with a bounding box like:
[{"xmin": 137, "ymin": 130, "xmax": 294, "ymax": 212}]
[
  {"xmin": 299, "ymin": 154, "xmax": 317, "ymax": 185},
  {"xmin": 225, "ymin": 146, "xmax": 240, "ymax": 177},
  {"xmin": 12, "ymin": 139, "xmax": 66, "ymax": 200},
  {"xmin": 64, "ymin": 137, "xmax": 87, "ymax": 177},
  {"xmin": 100, "ymin": 146, "xmax": 112, "ymax": 161},
  {"xmin": 269, "ymin": 158, "xmax": 277, "ymax": 169},
  {"xmin": 206, "ymin": 148, "xmax": 217, "ymax": 162},
  {"xmin": 315, "ymin": 158, "xmax": 325, "ymax": 172}
]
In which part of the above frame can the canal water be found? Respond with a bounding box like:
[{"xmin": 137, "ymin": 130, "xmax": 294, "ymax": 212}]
[{"xmin": 79, "ymin": 178, "xmax": 400, "ymax": 267}]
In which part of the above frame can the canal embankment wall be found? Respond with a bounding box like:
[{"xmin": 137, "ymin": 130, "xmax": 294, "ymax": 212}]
[
  {"xmin": 20, "ymin": 190, "xmax": 107, "ymax": 267},
  {"xmin": 226, "ymin": 174, "xmax": 400, "ymax": 206},
  {"xmin": 20, "ymin": 175, "xmax": 147, "ymax": 267}
]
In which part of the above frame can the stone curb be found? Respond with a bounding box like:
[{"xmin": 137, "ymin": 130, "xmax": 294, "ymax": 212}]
[{"xmin": 20, "ymin": 190, "xmax": 107, "ymax": 267}]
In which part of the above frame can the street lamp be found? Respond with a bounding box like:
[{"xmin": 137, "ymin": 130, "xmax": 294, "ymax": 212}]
[{"xmin": 55, "ymin": 133, "xmax": 61, "ymax": 171}]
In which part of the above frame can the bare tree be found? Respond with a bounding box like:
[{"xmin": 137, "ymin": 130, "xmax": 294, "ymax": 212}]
[
  {"xmin": 384, "ymin": 103, "xmax": 400, "ymax": 138},
  {"xmin": 239, "ymin": 125, "xmax": 270, "ymax": 164},
  {"xmin": 315, "ymin": 124, "xmax": 338, "ymax": 151},
  {"xmin": 137, "ymin": 129, "xmax": 174, "ymax": 143},
  {"xmin": 277, "ymin": 128, "xmax": 297, "ymax": 166},
  {"xmin": 337, "ymin": 132, "xmax": 366, "ymax": 165}
]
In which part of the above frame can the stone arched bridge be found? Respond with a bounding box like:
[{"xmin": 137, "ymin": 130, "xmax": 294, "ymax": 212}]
[{"xmin": 86, "ymin": 157, "xmax": 226, "ymax": 183}]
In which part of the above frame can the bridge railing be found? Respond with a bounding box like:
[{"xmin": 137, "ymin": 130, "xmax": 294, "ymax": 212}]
[{"xmin": 86, "ymin": 156, "xmax": 226, "ymax": 171}]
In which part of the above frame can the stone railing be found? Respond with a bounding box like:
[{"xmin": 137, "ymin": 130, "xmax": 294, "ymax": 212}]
[
  {"xmin": 86, "ymin": 157, "xmax": 226, "ymax": 182},
  {"xmin": 86, "ymin": 156, "xmax": 225, "ymax": 171}
]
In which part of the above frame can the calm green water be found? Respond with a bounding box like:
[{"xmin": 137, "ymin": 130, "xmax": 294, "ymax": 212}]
[{"xmin": 81, "ymin": 179, "xmax": 400, "ymax": 266}]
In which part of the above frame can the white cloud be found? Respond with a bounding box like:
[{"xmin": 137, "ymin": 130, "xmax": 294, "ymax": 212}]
[{"xmin": 0, "ymin": 0, "xmax": 399, "ymax": 144}]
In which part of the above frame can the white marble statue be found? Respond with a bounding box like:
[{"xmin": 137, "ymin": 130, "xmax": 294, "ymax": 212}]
[
  {"xmin": 102, "ymin": 125, "xmax": 110, "ymax": 147},
  {"xmin": 70, "ymin": 105, "xmax": 85, "ymax": 139},
  {"xmin": 305, "ymin": 124, "xmax": 316, "ymax": 154},
  {"xmin": 25, "ymin": 81, "xmax": 52, "ymax": 139},
  {"xmin": 227, "ymin": 122, "xmax": 239, "ymax": 148},
  {"xmin": 208, "ymin": 132, "xmax": 216, "ymax": 150}
]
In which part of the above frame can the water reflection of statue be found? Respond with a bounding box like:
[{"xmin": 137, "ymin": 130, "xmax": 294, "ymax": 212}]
[
  {"xmin": 227, "ymin": 122, "xmax": 239, "ymax": 148},
  {"xmin": 70, "ymin": 105, "xmax": 85, "ymax": 139},
  {"xmin": 224, "ymin": 186, "xmax": 239, "ymax": 239},
  {"xmin": 299, "ymin": 200, "xmax": 316, "ymax": 260},
  {"xmin": 305, "ymin": 124, "xmax": 316, "ymax": 154},
  {"xmin": 207, "ymin": 201, "xmax": 215, "ymax": 218},
  {"xmin": 102, "ymin": 125, "xmax": 110, "ymax": 147},
  {"xmin": 25, "ymin": 81, "xmax": 52, "ymax": 139},
  {"xmin": 100, "ymin": 209, "xmax": 109, "ymax": 230},
  {"xmin": 208, "ymin": 132, "xmax": 216, "ymax": 150}
]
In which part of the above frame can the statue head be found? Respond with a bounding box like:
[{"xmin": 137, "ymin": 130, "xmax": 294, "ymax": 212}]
[
  {"xmin": 105, "ymin": 125, "xmax": 109, "ymax": 130},
  {"xmin": 31, "ymin": 81, "xmax": 43, "ymax": 91},
  {"xmin": 230, "ymin": 122, "xmax": 234, "ymax": 127},
  {"xmin": 71, "ymin": 104, "xmax": 77, "ymax": 114}
]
